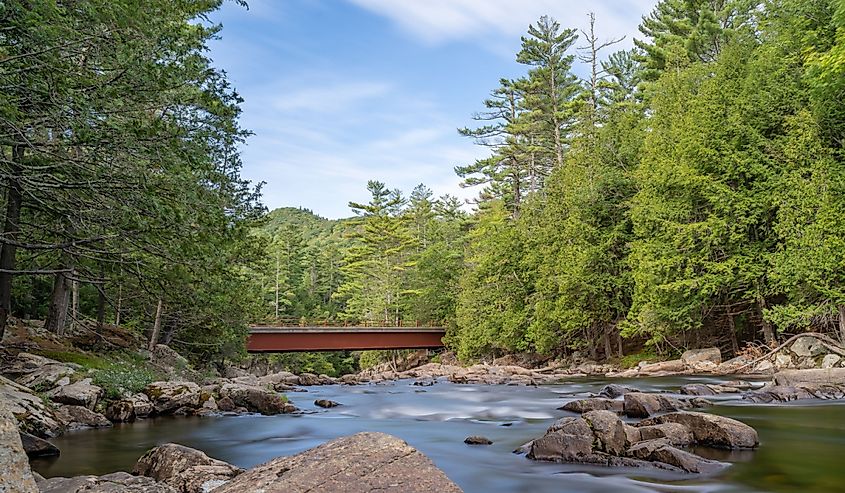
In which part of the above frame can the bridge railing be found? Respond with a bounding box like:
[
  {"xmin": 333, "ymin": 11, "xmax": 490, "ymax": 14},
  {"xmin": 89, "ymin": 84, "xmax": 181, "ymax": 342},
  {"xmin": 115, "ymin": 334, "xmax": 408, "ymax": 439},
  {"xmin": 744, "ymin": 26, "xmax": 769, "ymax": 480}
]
[{"xmin": 251, "ymin": 317, "xmax": 445, "ymax": 328}]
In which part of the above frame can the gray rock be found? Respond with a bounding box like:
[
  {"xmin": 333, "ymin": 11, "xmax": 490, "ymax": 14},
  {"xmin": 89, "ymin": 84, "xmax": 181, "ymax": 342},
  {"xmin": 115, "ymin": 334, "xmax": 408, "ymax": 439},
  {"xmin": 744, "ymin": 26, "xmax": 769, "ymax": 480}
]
[
  {"xmin": 583, "ymin": 410, "xmax": 626, "ymax": 456},
  {"xmin": 743, "ymin": 383, "xmax": 845, "ymax": 402},
  {"xmin": 133, "ymin": 443, "xmax": 243, "ymax": 493},
  {"xmin": 598, "ymin": 384, "xmax": 633, "ymax": 399},
  {"xmin": 623, "ymin": 392, "xmax": 711, "ymax": 418},
  {"xmin": 464, "ymin": 435, "xmax": 492, "ymax": 445},
  {"xmin": 144, "ymin": 381, "xmax": 202, "ymax": 415},
  {"xmin": 20, "ymin": 431, "xmax": 60, "ymax": 457},
  {"xmin": 218, "ymin": 383, "xmax": 295, "ymax": 415},
  {"xmin": 297, "ymin": 372, "xmax": 321, "ymax": 386},
  {"xmin": 822, "ymin": 354, "xmax": 842, "ymax": 369},
  {"xmin": 791, "ymin": 337, "xmax": 825, "ymax": 358},
  {"xmin": 639, "ymin": 412, "xmax": 758, "ymax": 449},
  {"xmin": 0, "ymin": 403, "xmax": 39, "ymax": 492},
  {"xmin": 314, "ymin": 399, "xmax": 340, "ymax": 408},
  {"xmin": 775, "ymin": 353, "xmax": 793, "ymax": 369},
  {"xmin": 55, "ymin": 405, "xmax": 112, "ymax": 430},
  {"xmin": 628, "ymin": 439, "xmax": 725, "ymax": 474},
  {"xmin": 679, "ymin": 384, "xmax": 717, "ymax": 396},
  {"xmin": 211, "ymin": 432, "xmax": 462, "ymax": 493},
  {"xmin": 2, "ymin": 353, "xmax": 77, "ymax": 391},
  {"xmin": 559, "ymin": 397, "xmax": 622, "ymax": 414},
  {"xmin": 49, "ymin": 378, "xmax": 103, "ymax": 410},
  {"xmin": 681, "ymin": 348, "xmax": 722, "ymax": 369},
  {"xmin": 774, "ymin": 368, "xmax": 845, "ymax": 386},
  {"xmin": 0, "ymin": 375, "xmax": 63, "ymax": 438},
  {"xmin": 637, "ymin": 423, "xmax": 694, "ymax": 446},
  {"xmin": 39, "ymin": 472, "xmax": 177, "ymax": 492},
  {"xmin": 638, "ymin": 359, "xmax": 686, "ymax": 375}
]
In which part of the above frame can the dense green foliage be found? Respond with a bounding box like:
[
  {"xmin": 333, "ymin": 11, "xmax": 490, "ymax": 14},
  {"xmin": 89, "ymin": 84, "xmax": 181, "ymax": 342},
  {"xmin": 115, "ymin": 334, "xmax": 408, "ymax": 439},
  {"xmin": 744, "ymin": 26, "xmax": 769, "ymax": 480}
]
[
  {"xmin": 0, "ymin": 0, "xmax": 262, "ymax": 362},
  {"xmin": 448, "ymin": 1, "xmax": 845, "ymax": 361},
  {"xmin": 6, "ymin": 0, "xmax": 844, "ymax": 371}
]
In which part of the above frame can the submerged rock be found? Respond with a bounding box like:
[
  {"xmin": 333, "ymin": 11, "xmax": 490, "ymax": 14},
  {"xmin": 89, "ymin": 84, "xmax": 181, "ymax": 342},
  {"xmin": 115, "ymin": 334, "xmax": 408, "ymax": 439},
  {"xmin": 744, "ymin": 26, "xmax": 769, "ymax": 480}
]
[
  {"xmin": 133, "ymin": 443, "xmax": 243, "ymax": 493},
  {"xmin": 211, "ymin": 432, "xmax": 463, "ymax": 493},
  {"xmin": 314, "ymin": 399, "xmax": 340, "ymax": 408},
  {"xmin": 464, "ymin": 435, "xmax": 493, "ymax": 445}
]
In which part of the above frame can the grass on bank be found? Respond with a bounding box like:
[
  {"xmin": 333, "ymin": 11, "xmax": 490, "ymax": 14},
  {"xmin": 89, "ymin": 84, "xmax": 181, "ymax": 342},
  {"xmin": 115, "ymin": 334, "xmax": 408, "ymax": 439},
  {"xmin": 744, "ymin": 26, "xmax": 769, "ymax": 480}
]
[{"xmin": 36, "ymin": 349, "xmax": 163, "ymax": 400}]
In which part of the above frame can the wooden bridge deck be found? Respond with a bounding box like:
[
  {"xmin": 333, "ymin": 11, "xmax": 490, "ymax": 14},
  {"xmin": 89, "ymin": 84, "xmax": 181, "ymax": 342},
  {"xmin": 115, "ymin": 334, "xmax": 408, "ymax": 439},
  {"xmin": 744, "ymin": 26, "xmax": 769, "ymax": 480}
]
[{"xmin": 246, "ymin": 325, "xmax": 446, "ymax": 352}]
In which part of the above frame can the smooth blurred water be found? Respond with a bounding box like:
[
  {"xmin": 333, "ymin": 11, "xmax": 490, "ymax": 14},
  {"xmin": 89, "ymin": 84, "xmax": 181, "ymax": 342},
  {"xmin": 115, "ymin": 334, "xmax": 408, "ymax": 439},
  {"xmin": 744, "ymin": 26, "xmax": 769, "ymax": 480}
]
[{"xmin": 31, "ymin": 376, "xmax": 845, "ymax": 493}]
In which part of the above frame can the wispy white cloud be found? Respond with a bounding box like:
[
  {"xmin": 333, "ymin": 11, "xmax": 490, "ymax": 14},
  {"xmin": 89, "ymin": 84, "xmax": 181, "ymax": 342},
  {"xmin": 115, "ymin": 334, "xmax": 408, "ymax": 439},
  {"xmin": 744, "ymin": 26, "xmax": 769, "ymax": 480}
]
[
  {"xmin": 346, "ymin": 0, "xmax": 655, "ymax": 51},
  {"xmin": 271, "ymin": 81, "xmax": 392, "ymax": 113}
]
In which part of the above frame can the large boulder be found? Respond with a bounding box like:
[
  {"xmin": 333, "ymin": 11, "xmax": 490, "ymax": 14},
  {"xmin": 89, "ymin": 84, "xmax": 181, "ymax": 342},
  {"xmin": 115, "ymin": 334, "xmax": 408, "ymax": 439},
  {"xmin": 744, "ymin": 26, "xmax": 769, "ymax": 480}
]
[
  {"xmin": 528, "ymin": 417, "xmax": 594, "ymax": 462},
  {"xmin": 49, "ymin": 378, "xmax": 103, "ymax": 410},
  {"xmin": 639, "ymin": 412, "xmax": 758, "ymax": 449},
  {"xmin": 144, "ymin": 381, "xmax": 202, "ymax": 415},
  {"xmin": 681, "ymin": 348, "xmax": 721, "ymax": 371},
  {"xmin": 107, "ymin": 393, "xmax": 155, "ymax": 422},
  {"xmin": 583, "ymin": 410, "xmax": 626, "ymax": 456},
  {"xmin": 217, "ymin": 383, "xmax": 295, "ymax": 415},
  {"xmin": 211, "ymin": 432, "xmax": 462, "ymax": 493},
  {"xmin": 0, "ymin": 375, "xmax": 63, "ymax": 438},
  {"xmin": 0, "ymin": 403, "xmax": 40, "ymax": 492},
  {"xmin": 38, "ymin": 472, "xmax": 177, "ymax": 493},
  {"xmin": 790, "ymin": 337, "xmax": 826, "ymax": 358},
  {"xmin": 19, "ymin": 431, "xmax": 60, "ymax": 457},
  {"xmin": 623, "ymin": 392, "xmax": 710, "ymax": 418},
  {"xmin": 1, "ymin": 352, "xmax": 77, "ymax": 390},
  {"xmin": 559, "ymin": 398, "xmax": 622, "ymax": 414},
  {"xmin": 55, "ymin": 405, "xmax": 112, "ymax": 431},
  {"xmin": 133, "ymin": 443, "xmax": 243, "ymax": 493}
]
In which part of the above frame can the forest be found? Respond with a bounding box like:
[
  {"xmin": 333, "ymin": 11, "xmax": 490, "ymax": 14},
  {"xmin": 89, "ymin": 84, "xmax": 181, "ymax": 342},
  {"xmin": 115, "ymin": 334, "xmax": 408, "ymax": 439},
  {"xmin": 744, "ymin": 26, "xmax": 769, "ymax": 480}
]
[{"xmin": 2, "ymin": 0, "xmax": 844, "ymax": 370}]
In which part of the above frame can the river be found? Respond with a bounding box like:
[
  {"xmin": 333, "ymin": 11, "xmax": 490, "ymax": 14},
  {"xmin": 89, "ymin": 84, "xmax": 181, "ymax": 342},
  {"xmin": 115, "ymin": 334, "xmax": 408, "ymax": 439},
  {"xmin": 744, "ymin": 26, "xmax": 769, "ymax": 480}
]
[{"xmin": 31, "ymin": 376, "xmax": 845, "ymax": 493}]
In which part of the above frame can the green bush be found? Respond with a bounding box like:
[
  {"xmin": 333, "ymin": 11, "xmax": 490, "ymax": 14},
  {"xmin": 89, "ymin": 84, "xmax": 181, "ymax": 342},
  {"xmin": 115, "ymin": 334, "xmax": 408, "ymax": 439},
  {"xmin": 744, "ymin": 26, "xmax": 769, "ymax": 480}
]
[{"xmin": 90, "ymin": 362, "xmax": 160, "ymax": 400}]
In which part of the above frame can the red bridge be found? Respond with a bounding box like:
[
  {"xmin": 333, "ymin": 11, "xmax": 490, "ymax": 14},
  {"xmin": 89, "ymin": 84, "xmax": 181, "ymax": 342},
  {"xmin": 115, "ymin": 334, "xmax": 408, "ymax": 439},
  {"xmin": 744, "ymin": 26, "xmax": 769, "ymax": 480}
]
[{"xmin": 246, "ymin": 320, "xmax": 446, "ymax": 352}]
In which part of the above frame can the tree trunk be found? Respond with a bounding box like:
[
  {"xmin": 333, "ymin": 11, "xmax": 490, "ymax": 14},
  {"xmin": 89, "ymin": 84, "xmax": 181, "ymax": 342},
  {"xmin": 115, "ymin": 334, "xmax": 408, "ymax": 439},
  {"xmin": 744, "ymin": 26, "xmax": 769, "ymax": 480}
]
[
  {"xmin": 96, "ymin": 266, "xmax": 105, "ymax": 329},
  {"xmin": 838, "ymin": 305, "xmax": 845, "ymax": 345},
  {"xmin": 70, "ymin": 277, "xmax": 79, "ymax": 332},
  {"xmin": 0, "ymin": 145, "xmax": 24, "ymax": 340},
  {"xmin": 44, "ymin": 269, "xmax": 72, "ymax": 335},
  {"xmin": 757, "ymin": 298, "xmax": 776, "ymax": 346},
  {"xmin": 115, "ymin": 284, "xmax": 122, "ymax": 326},
  {"xmin": 727, "ymin": 311, "xmax": 739, "ymax": 355},
  {"xmin": 148, "ymin": 299, "xmax": 163, "ymax": 351},
  {"xmin": 603, "ymin": 325, "xmax": 612, "ymax": 360}
]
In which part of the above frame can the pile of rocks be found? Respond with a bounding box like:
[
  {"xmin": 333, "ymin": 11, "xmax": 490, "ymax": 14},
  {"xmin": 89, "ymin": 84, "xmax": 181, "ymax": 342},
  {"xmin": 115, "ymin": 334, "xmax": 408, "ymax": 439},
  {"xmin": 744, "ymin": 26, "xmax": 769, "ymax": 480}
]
[
  {"xmin": 522, "ymin": 409, "xmax": 758, "ymax": 474},
  {"xmin": 742, "ymin": 368, "xmax": 845, "ymax": 403},
  {"xmin": 28, "ymin": 432, "xmax": 463, "ymax": 493}
]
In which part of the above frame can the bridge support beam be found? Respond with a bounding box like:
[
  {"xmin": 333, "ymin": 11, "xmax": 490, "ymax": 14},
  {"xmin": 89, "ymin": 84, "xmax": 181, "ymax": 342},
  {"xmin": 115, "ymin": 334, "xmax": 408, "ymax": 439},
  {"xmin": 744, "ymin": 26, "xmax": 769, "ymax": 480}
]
[{"xmin": 246, "ymin": 328, "xmax": 445, "ymax": 352}]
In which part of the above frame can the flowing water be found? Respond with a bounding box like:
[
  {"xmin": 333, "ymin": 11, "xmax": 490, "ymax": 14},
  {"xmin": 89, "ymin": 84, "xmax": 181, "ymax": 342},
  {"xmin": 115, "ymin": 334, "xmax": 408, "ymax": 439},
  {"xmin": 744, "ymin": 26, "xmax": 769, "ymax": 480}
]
[{"xmin": 31, "ymin": 376, "xmax": 845, "ymax": 492}]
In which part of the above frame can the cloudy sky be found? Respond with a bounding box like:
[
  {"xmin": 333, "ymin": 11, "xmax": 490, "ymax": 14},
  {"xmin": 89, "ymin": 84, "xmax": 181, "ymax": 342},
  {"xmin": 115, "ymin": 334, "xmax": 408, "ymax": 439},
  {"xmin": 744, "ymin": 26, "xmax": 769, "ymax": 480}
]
[{"xmin": 208, "ymin": 0, "xmax": 656, "ymax": 218}]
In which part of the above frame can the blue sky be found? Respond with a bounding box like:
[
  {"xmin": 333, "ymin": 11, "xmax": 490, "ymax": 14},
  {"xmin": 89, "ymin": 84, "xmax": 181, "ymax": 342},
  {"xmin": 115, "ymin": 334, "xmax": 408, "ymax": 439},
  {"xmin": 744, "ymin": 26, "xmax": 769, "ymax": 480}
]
[{"xmin": 208, "ymin": 0, "xmax": 656, "ymax": 219}]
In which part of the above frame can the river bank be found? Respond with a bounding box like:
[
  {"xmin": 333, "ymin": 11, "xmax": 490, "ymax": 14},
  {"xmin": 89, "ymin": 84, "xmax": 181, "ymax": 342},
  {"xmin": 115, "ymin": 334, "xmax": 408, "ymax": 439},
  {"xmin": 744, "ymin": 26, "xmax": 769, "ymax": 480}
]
[{"xmin": 4, "ymin": 319, "xmax": 845, "ymax": 492}]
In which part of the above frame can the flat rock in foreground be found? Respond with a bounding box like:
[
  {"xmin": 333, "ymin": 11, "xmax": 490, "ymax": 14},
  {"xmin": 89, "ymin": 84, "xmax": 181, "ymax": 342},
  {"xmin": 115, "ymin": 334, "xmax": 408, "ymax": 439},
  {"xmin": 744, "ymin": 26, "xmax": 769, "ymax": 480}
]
[{"xmin": 211, "ymin": 432, "xmax": 462, "ymax": 493}]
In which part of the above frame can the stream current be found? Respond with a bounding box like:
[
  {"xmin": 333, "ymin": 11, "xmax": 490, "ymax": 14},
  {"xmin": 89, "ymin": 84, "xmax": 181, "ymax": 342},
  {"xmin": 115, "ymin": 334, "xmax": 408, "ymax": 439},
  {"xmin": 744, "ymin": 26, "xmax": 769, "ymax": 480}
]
[{"xmin": 31, "ymin": 375, "xmax": 845, "ymax": 492}]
